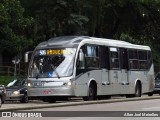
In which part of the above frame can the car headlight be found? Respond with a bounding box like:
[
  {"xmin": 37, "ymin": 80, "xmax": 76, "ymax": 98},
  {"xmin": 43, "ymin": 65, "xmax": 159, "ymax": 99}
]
[
  {"xmin": 27, "ymin": 83, "xmax": 31, "ymax": 87},
  {"xmin": 13, "ymin": 91, "xmax": 19, "ymax": 95}
]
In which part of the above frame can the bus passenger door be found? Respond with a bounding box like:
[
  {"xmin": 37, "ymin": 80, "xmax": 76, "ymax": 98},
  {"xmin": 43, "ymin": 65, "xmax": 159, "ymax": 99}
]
[
  {"xmin": 100, "ymin": 46, "xmax": 110, "ymax": 95},
  {"xmin": 120, "ymin": 48, "xmax": 129, "ymax": 94},
  {"xmin": 101, "ymin": 69, "xmax": 110, "ymax": 94},
  {"xmin": 109, "ymin": 47, "xmax": 121, "ymax": 94}
]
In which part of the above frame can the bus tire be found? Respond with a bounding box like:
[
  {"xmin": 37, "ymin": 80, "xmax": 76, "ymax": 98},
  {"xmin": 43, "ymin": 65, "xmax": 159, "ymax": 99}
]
[
  {"xmin": 20, "ymin": 94, "xmax": 28, "ymax": 103},
  {"xmin": 126, "ymin": 94, "xmax": 132, "ymax": 98},
  {"xmin": 135, "ymin": 82, "xmax": 141, "ymax": 97},
  {"xmin": 83, "ymin": 83, "xmax": 96, "ymax": 101},
  {"xmin": 47, "ymin": 97, "xmax": 56, "ymax": 103},
  {"xmin": 97, "ymin": 95, "xmax": 111, "ymax": 100},
  {"xmin": 148, "ymin": 92, "xmax": 153, "ymax": 96}
]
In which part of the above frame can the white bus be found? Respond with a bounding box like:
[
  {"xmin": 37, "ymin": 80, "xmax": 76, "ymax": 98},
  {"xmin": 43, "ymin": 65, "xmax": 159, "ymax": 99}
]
[{"xmin": 25, "ymin": 36, "xmax": 154, "ymax": 102}]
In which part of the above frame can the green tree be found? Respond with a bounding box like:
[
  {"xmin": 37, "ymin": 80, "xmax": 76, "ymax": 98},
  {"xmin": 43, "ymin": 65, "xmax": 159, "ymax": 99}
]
[
  {"xmin": 0, "ymin": 0, "xmax": 34, "ymax": 62},
  {"xmin": 12, "ymin": 0, "xmax": 160, "ymax": 70},
  {"xmin": 21, "ymin": 0, "xmax": 89, "ymax": 45}
]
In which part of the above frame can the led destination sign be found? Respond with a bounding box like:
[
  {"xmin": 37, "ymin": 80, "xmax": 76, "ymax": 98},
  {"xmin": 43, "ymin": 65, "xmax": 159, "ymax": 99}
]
[{"xmin": 39, "ymin": 49, "xmax": 70, "ymax": 55}]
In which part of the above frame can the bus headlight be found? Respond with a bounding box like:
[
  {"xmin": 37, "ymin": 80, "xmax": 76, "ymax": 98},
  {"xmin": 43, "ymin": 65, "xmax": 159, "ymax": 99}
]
[
  {"xmin": 63, "ymin": 81, "xmax": 72, "ymax": 86},
  {"xmin": 67, "ymin": 81, "xmax": 72, "ymax": 86}
]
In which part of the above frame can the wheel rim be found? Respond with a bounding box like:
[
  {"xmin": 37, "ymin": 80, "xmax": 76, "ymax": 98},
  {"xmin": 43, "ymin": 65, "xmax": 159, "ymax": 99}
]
[
  {"xmin": 135, "ymin": 84, "xmax": 141, "ymax": 97},
  {"xmin": 25, "ymin": 95, "xmax": 28, "ymax": 102},
  {"xmin": 89, "ymin": 84, "xmax": 95, "ymax": 100},
  {"xmin": 89, "ymin": 87, "xmax": 93, "ymax": 99}
]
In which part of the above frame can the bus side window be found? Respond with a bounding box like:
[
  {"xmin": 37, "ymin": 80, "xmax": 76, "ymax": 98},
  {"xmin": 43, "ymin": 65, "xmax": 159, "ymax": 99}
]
[
  {"xmin": 128, "ymin": 50, "xmax": 139, "ymax": 70},
  {"xmin": 86, "ymin": 45, "xmax": 99, "ymax": 69},
  {"xmin": 138, "ymin": 51, "xmax": 147, "ymax": 70},
  {"xmin": 77, "ymin": 46, "xmax": 86, "ymax": 69},
  {"xmin": 120, "ymin": 48, "xmax": 128, "ymax": 70},
  {"xmin": 76, "ymin": 46, "xmax": 87, "ymax": 76},
  {"xmin": 109, "ymin": 47, "xmax": 120, "ymax": 69},
  {"xmin": 100, "ymin": 46, "xmax": 109, "ymax": 69}
]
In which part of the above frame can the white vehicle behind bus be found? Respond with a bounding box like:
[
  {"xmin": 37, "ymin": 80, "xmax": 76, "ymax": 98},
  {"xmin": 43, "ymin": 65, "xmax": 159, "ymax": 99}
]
[{"xmin": 25, "ymin": 36, "xmax": 154, "ymax": 103}]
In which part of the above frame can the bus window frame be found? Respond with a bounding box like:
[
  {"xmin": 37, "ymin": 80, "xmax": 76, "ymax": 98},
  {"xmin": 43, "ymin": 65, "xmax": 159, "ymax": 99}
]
[
  {"xmin": 138, "ymin": 50, "xmax": 148, "ymax": 70},
  {"xmin": 85, "ymin": 45, "xmax": 100, "ymax": 70},
  {"xmin": 99, "ymin": 46, "xmax": 109, "ymax": 70},
  {"xmin": 128, "ymin": 49, "xmax": 139, "ymax": 70},
  {"xmin": 109, "ymin": 47, "xmax": 120, "ymax": 70}
]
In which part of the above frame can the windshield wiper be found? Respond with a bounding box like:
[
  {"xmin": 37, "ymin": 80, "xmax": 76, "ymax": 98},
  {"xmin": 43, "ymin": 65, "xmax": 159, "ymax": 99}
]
[{"xmin": 51, "ymin": 65, "xmax": 60, "ymax": 79}]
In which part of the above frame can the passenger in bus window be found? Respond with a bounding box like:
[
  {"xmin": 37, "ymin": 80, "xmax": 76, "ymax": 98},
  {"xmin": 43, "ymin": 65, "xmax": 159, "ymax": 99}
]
[
  {"xmin": 32, "ymin": 61, "xmax": 39, "ymax": 76},
  {"xmin": 41, "ymin": 56, "xmax": 53, "ymax": 73},
  {"xmin": 129, "ymin": 60, "xmax": 133, "ymax": 69},
  {"xmin": 140, "ymin": 61, "xmax": 146, "ymax": 69}
]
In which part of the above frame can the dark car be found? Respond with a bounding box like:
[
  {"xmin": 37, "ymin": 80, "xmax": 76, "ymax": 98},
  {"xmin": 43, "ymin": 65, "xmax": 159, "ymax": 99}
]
[
  {"xmin": 5, "ymin": 77, "xmax": 28, "ymax": 103},
  {"xmin": 148, "ymin": 72, "xmax": 160, "ymax": 96},
  {"xmin": 0, "ymin": 85, "xmax": 6, "ymax": 107},
  {"xmin": 153, "ymin": 72, "xmax": 160, "ymax": 94}
]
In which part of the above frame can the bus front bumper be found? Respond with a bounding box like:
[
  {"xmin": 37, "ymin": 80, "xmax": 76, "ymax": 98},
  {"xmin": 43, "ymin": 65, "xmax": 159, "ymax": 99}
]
[{"xmin": 27, "ymin": 86, "xmax": 74, "ymax": 97}]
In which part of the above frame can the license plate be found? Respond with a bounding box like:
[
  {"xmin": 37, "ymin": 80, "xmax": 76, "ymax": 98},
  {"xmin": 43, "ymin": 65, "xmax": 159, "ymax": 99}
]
[
  {"xmin": 41, "ymin": 90, "xmax": 52, "ymax": 95},
  {"xmin": 7, "ymin": 91, "xmax": 12, "ymax": 96},
  {"xmin": 33, "ymin": 81, "xmax": 45, "ymax": 87}
]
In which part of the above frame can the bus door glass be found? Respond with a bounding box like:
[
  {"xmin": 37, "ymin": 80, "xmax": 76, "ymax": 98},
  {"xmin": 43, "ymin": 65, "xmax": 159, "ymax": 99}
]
[
  {"xmin": 120, "ymin": 48, "xmax": 129, "ymax": 94},
  {"xmin": 100, "ymin": 46, "xmax": 110, "ymax": 94},
  {"xmin": 120, "ymin": 48, "xmax": 129, "ymax": 85}
]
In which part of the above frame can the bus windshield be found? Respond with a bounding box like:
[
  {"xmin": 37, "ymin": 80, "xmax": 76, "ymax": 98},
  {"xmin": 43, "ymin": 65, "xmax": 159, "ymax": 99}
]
[{"xmin": 29, "ymin": 48, "xmax": 77, "ymax": 78}]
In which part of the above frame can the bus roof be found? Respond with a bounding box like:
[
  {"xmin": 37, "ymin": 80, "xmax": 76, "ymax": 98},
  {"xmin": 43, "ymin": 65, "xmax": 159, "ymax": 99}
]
[
  {"xmin": 36, "ymin": 36, "xmax": 150, "ymax": 50},
  {"xmin": 36, "ymin": 36, "xmax": 89, "ymax": 48}
]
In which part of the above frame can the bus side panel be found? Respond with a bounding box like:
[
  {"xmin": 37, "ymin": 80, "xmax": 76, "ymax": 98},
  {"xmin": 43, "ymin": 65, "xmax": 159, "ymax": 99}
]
[
  {"xmin": 74, "ymin": 73, "xmax": 88, "ymax": 96},
  {"xmin": 128, "ymin": 71, "xmax": 139, "ymax": 94},
  {"xmin": 74, "ymin": 70, "xmax": 101, "ymax": 96},
  {"xmin": 147, "ymin": 64, "xmax": 155, "ymax": 92},
  {"xmin": 120, "ymin": 69, "xmax": 130, "ymax": 94},
  {"xmin": 128, "ymin": 69, "xmax": 154, "ymax": 94},
  {"xmin": 109, "ymin": 70, "xmax": 121, "ymax": 94},
  {"xmin": 101, "ymin": 69, "xmax": 112, "ymax": 95},
  {"xmin": 139, "ymin": 71, "xmax": 148, "ymax": 93},
  {"xmin": 89, "ymin": 70, "xmax": 101, "ymax": 95}
]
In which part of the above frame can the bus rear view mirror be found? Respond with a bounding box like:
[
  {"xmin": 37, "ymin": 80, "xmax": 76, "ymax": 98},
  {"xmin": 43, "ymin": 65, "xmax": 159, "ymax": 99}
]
[
  {"xmin": 25, "ymin": 53, "xmax": 28, "ymax": 63},
  {"xmin": 24, "ymin": 51, "xmax": 33, "ymax": 63},
  {"xmin": 79, "ymin": 49, "xmax": 84, "ymax": 62}
]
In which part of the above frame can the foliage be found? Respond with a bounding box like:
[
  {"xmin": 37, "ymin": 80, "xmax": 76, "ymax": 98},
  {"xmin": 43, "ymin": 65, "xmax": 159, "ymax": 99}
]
[
  {"xmin": 1, "ymin": 0, "xmax": 160, "ymax": 68},
  {"xmin": 0, "ymin": 0, "xmax": 34, "ymax": 58},
  {"xmin": 0, "ymin": 76, "xmax": 14, "ymax": 86}
]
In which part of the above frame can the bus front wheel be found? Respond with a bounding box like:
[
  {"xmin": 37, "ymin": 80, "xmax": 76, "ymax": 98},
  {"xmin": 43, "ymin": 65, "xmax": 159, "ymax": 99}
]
[
  {"xmin": 47, "ymin": 97, "xmax": 56, "ymax": 103},
  {"xmin": 135, "ymin": 83, "xmax": 141, "ymax": 97},
  {"xmin": 83, "ymin": 83, "xmax": 96, "ymax": 101},
  {"xmin": 148, "ymin": 92, "xmax": 153, "ymax": 96}
]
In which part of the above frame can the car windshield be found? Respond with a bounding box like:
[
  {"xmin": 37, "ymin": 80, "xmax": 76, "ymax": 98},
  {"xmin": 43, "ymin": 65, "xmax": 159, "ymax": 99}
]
[
  {"xmin": 9, "ymin": 79, "xmax": 25, "ymax": 87},
  {"xmin": 155, "ymin": 73, "xmax": 160, "ymax": 81},
  {"xmin": 0, "ymin": 85, "xmax": 4, "ymax": 90},
  {"xmin": 29, "ymin": 48, "xmax": 77, "ymax": 78}
]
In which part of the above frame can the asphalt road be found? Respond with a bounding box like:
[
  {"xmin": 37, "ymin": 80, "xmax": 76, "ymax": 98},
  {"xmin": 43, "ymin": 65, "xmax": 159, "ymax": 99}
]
[
  {"xmin": 2, "ymin": 98, "xmax": 160, "ymax": 120},
  {"xmin": 1, "ymin": 95, "xmax": 160, "ymax": 120},
  {"xmin": 1, "ymin": 94, "xmax": 160, "ymax": 111}
]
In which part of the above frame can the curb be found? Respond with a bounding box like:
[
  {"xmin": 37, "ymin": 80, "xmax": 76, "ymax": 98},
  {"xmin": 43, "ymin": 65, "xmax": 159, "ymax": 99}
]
[{"xmin": 1, "ymin": 96, "xmax": 160, "ymax": 111}]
